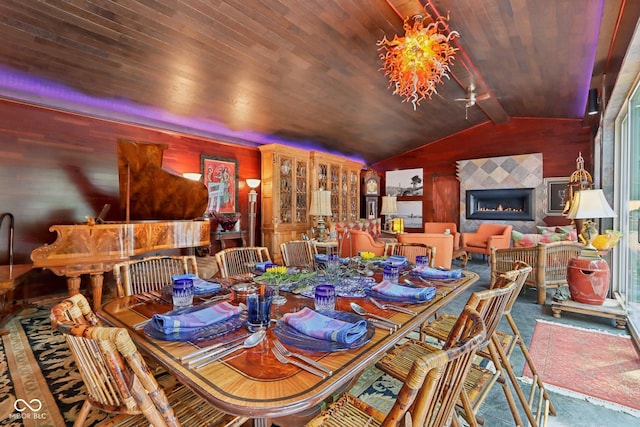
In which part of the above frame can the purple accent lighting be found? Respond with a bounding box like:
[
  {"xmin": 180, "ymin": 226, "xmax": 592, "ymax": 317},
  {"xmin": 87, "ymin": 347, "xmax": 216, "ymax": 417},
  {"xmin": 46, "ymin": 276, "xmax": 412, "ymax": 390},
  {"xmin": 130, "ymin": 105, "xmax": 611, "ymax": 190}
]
[{"xmin": 0, "ymin": 65, "xmax": 365, "ymax": 164}]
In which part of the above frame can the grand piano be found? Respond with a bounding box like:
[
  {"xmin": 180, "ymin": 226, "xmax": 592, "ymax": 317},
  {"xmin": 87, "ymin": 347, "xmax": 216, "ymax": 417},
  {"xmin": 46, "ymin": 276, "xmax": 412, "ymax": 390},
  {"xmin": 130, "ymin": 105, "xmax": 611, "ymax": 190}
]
[{"xmin": 30, "ymin": 141, "xmax": 211, "ymax": 309}]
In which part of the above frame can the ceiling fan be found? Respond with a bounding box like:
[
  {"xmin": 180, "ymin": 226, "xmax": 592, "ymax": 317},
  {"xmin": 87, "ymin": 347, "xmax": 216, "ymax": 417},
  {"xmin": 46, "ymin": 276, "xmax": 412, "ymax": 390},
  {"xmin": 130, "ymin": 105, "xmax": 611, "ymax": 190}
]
[{"xmin": 455, "ymin": 84, "xmax": 490, "ymax": 119}]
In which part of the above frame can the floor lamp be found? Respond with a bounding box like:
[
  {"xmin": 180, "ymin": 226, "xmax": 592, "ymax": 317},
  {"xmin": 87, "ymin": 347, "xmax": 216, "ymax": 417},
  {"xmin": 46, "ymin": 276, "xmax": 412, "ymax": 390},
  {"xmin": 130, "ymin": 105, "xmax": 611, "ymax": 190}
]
[
  {"xmin": 380, "ymin": 195, "xmax": 397, "ymax": 232},
  {"xmin": 246, "ymin": 179, "xmax": 261, "ymax": 247},
  {"xmin": 309, "ymin": 189, "xmax": 332, "ymax": 241}
]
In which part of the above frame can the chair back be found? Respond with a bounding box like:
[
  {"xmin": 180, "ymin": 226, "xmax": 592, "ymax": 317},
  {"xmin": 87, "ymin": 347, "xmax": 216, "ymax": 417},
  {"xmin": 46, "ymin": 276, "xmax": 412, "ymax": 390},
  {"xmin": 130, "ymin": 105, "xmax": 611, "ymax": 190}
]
[
  {"xmin": 51, "ymin": 294, "xmax": 180, "ymax": 427},
  {"xmin": 215, "ymin": 246, "xmax": 271, "ymax": 278},
  {"xmin": 387, "ymin": 307, "xmax": 486, "ymax": 427},
  {"xmin": 385, "ymin": 242, "xmax": 436, "ymax": 267},
  {"xmin": 280, "ymin": 240, "xmax": 316, "ymax": 269},
  {"xmin": 493, "ymin": 261, "xmax": 532, "ymax": 315},
  {"xmin": 450, "ymin": 271, "xmax": 520, "ymax": 348},
  {"xmin": 350, "ymin": 229, "xmax": 386, "ymax": 257},
  {"xmin": 113, "ymin": 255, "xmax": 197, "ymax": 297}
]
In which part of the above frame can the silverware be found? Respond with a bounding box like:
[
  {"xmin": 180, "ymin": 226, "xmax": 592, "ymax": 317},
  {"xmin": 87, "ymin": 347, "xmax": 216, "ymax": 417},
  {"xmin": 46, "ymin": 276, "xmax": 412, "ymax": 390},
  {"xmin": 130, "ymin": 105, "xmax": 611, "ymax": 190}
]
[
  {"xmin": 192, "ymin": 330, "xmax": 266, "ymax": 369},
  {"xmin": 200, "ymin": 294, "xmax": 232, "ymax": 304},
  {"xmin": 418, "ymin": 276, "xmax": 456, "ymax": 288},
  {"xmin": 271, "ymin": 347, "xmax": 327, "ymax": 378},
  {"xmin": 350, "ymin": 302, "xmax": 400, "ymax": 330},
  {"xmin": 272, "ymin": 339, "xmax": 332, "ymax": 375},
  {"xmin": 367, "ymin": 318, "xmax": 395, "ymax": 334},
  {"xmin": 133, "ymin": 319, "xmax": 150, "ymax": 329},
  {"xmin": 181, "ymin": 333, "xmax": 251, "ymax": 362},
  {"xmin": 369, "ymin": 297, "xmax": 416, "ymax": 316}
]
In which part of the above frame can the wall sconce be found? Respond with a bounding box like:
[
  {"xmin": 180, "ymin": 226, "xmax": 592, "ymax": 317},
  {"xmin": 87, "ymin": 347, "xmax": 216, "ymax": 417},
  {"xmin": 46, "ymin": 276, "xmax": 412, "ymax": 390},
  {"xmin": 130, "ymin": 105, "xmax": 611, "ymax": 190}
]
[
  {"xmin": 246, "ymin": 179, "xmax": 261, "ymax": 246},
  {"xmin": 587, "ymin": 88, "xmax": 599, "ymax": 115},
  {"xmin": 182, "ymin": 172, "xmax": 202, "ymax": 181}
]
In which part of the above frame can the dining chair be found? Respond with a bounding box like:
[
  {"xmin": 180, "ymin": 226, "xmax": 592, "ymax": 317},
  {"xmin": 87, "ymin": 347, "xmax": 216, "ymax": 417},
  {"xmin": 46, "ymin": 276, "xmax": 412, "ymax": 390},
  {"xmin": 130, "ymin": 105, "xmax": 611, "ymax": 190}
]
[
  {"xmin": 215, "ymin": 246, "xmax": 271, "ymax": 279},
  {"xmin": 306, "ymin": 306, "xmax": 486, "ymax": 427},
  {"xmin": 113, "ymin": 255, "xmax": 198, "ymax": 297},
  {"xmin": 50, "ymin": 293, "xmax": 247, "ymax": 427},
  {"xmin": 384, "ymin": 242, "xmax": 436, "ymax": 267},
  {"xmin": 280, "ymin": 239, "xmax": 317, "ymax": 269},
  {"xmin": 376, "ymin": 270, "xmax": 524, "ymax": 427}
]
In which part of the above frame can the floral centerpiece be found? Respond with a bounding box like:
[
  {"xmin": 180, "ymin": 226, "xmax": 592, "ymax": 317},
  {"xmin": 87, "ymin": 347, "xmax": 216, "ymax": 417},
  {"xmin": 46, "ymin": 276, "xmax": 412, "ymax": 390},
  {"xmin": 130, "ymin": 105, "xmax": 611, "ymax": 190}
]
[{"xmin": 256, "ymin": 266, "xmax": 317, "ymax": 305}]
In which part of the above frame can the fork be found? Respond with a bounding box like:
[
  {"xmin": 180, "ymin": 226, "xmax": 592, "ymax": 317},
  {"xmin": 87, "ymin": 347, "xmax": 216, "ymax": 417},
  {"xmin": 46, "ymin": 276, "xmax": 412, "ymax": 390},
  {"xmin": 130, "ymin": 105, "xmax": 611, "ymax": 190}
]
[
  {"xmin": 271, "ymin": 348, "xmax": 327, "ymax": 378},
  {"xmin": 272, "ymin": 339, "xmax": 332, "ymax": 375},
  {"xmin": 369, "ymin": 297, "xmax": 417, "ymax": 316}
]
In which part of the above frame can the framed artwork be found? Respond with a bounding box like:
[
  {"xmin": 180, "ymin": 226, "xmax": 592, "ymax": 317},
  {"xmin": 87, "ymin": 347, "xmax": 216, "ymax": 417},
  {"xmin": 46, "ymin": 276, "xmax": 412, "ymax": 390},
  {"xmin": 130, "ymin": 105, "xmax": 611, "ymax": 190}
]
[
  {"xmin": 543, "ymin": 177, "xmax": 570, "ymax": 215},
  {"xmin": 385, "ymin": 168, "xmax": 423, "ymax": 196},
  {"xmin": 397, "ymin": 201, "xmax": 423, "ymax": 228},
  {"xmin": 201, "ymin": 155, "xmax": 238, "ymax": 214}
]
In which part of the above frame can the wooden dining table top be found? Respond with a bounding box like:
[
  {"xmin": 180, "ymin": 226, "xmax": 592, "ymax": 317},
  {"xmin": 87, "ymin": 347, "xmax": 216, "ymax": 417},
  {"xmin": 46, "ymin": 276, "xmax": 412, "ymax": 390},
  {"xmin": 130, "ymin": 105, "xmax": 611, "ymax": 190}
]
[{"xmin": 98, "ymin": 270, "xmax": 479, "ymax": 421}]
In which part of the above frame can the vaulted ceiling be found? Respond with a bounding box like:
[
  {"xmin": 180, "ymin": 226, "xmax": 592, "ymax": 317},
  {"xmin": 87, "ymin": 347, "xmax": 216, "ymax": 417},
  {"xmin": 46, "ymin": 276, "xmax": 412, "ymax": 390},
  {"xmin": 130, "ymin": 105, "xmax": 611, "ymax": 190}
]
[{"xmin": 0, "ymin": 0, "xmax": 637, "ymax": 165}]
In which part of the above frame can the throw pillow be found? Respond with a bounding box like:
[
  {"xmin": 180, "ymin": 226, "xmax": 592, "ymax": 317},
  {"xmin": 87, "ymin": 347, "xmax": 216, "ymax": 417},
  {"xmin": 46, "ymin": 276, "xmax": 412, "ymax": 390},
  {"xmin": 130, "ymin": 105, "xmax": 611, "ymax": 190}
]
[
  {"xmin": 536, "ymin": 226, "xmax": 557, "ymax": 234},
  {"xmin": 512, "ymin": 231, "xmax": 540, "ymax": 247}
]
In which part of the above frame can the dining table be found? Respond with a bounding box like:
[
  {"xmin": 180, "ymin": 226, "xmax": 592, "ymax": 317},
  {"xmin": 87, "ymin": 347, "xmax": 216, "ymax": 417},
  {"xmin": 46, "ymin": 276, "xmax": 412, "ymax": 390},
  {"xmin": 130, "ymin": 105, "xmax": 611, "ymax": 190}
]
[{"xmin": 98, "ymin": 268, "xmax": 479, "ymax": 427}]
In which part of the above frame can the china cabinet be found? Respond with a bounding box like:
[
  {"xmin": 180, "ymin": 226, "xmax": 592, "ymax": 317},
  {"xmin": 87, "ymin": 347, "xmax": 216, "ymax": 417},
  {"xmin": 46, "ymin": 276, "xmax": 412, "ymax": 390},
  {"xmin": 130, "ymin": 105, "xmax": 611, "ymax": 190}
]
[{"xmin": 260, "ymin": 144, "xmax": 362, "ymax": 262}]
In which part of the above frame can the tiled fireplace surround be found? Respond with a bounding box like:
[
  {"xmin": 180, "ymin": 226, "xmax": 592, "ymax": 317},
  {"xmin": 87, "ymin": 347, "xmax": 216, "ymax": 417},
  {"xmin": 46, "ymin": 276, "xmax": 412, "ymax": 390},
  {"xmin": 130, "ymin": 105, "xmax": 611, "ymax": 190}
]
[{"xmin": 457, "ymin": 153, "xmax": 543, "ymax": 234}]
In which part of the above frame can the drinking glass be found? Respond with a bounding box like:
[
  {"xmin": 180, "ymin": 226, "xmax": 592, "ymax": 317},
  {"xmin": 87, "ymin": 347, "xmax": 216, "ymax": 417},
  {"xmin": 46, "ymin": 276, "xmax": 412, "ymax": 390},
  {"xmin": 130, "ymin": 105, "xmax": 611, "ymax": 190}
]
[
  {"xmin": 383, "ymin": 265, "xmax": 399, "ymax": 284},
  {"xmin": 314, "ymin": 284, "xmax": 336, "ymax": 311},
  {"xmin": 247, "ymin": 287, "xmax": 274, "ymax": 332},
  {"xmin": 415, "ymin": 255, "xmax": 430, "ymax": 268},
  {"xmin": 171, "ymin": 276, "xmax": 194, "ymax": 308}
]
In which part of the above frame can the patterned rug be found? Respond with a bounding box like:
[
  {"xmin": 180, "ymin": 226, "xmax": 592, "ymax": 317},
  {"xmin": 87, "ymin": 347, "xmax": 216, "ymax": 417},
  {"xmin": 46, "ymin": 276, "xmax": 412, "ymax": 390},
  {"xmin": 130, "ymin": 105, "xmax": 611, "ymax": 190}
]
[
  {"xmin": 0, "ymin": 299, "xmax": 107, "ymax": 426},
  {"xmin": 522, "ymin": 319, "xmax": 640, "ymax": 416}
]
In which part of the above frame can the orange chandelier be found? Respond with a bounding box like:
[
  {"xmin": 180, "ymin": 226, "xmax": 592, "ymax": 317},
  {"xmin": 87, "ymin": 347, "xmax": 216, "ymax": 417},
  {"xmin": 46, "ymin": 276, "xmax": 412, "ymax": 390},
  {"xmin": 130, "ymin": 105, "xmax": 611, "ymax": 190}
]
[{"xmin": 377, "ymin": 14, "xmax": 459, "ymax": 109}]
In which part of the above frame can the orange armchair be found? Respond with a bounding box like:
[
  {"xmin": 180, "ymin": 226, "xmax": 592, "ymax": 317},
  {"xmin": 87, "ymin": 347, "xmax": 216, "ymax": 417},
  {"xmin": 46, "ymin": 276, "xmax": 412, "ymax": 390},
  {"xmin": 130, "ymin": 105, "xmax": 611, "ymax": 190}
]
[
  {"xmin": 349, "ymin": 229, "xmax": 386, "ymax": 257},
  {"xmin": 423, "ymin": 222, "xmax": 461, "ymax": 250},
  {"xmin": 461, "ymin": 223, "xmax": 513, "ymax": 258},
  {"xmin": 397, "ymin": 233, "xmax": 454, "ymax": 269}
]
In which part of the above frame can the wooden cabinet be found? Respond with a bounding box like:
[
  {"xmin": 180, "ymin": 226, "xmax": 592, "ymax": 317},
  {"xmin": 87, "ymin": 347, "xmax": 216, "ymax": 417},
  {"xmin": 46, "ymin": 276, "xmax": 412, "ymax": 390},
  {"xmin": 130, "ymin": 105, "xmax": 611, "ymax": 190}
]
[
  {"xmin": 260, "ymin": 144, "xmax": 362, "ymax": 262},
  {"xmin": 259, "ymin": 145, "xmax": 310, "ymax": 263},
  {"xmin": 310, "ymin": 152, "xmax": 362, "ymax": 223}
]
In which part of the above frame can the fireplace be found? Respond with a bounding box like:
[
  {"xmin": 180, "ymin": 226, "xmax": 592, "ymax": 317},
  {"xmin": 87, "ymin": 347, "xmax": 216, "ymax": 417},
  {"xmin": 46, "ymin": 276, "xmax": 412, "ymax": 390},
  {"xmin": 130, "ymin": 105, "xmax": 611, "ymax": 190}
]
[{"xmin": 466, "ymin": 188, "xmax": 535, "ymax": 221}]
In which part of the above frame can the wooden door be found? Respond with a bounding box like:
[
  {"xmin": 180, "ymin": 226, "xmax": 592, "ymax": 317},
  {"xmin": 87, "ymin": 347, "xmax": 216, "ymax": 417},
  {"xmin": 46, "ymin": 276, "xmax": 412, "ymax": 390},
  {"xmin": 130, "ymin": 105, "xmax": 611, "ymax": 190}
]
[{"xmin": 432, "ymin": 175, "xmax": 460, "ymax": 226}]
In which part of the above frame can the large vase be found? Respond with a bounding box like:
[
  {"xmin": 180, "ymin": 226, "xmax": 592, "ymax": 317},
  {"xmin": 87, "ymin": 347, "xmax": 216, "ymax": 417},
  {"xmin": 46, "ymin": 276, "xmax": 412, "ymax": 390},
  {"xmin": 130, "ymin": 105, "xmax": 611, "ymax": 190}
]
[{"xmin": 566, "ymin": 257, "xmax": 610, "ymax": 305}]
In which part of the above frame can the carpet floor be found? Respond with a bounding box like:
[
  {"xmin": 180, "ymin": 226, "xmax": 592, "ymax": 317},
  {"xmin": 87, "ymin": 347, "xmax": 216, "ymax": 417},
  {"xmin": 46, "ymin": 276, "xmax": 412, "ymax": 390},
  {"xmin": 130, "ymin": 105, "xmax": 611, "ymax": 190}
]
[
  {"xmin": 0, "ymin": 299, "xmax": 107, "ymax": 426},
  {"xmin": 522, "ymin": 319, "xmax": 640, "ymax": 414}
]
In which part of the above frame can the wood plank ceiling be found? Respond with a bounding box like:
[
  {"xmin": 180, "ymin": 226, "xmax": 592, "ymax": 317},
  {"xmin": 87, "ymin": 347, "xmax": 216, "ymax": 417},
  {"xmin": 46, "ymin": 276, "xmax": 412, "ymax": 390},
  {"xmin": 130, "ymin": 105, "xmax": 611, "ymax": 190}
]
[{"xmin": 0, "ymin": 0, "xmax": 637, "ymax": 165}]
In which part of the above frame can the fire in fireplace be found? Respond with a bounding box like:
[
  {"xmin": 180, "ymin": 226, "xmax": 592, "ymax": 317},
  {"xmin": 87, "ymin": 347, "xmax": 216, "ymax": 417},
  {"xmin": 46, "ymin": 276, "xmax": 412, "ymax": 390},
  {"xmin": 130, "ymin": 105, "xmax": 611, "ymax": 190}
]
[{"xmin": 466, "ymin": 188, "xmax": 535, "ymax": 221}]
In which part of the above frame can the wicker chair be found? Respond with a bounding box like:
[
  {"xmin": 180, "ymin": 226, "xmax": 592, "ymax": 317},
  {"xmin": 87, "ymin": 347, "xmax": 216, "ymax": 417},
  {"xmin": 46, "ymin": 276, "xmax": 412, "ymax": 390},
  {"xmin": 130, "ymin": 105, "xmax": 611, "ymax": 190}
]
[
  {"xmin": 113, "ymin": 255, "xmax": 198, "ymax": 297},
  {"xmin": 280, "ymin": 239, "xmax": 317, "ymax": 269},
  {"xmin": 50, "ymin": 294, "xmax": 247, "ymax": 427},
  {"xmin": 421, "ymin": 263, "xmax": 552, "ymax": 427},
  {"xmin": 306, "ymin": 306, "xmax": 486, "ymax": 427},
  {"xmin": 384, "ymin": 242, "xmax": 436, "ymax": 267},
  {"xmin": 490, "ymin": 241, "xmax": 583, "ymax": 304},
  {"xmin": 215, "ymin": 246, "xmax": 271, "ymax": 279},
  {"xmin": 377, "ymin": 271, "xmax": 524, "ymax": 427}
]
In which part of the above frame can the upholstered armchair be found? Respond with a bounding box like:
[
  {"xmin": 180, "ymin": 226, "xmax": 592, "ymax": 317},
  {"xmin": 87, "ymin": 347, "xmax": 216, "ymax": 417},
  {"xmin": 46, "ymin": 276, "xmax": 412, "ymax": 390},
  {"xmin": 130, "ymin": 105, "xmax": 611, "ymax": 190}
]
[
  {"xmin": 397, "ymin": 232, "xmax": 454, "ymax": 269},
  {"xmin": 349, "ymin": 229, "xmax": 386, "ymax": 257},
  {"xmin": 461, "ymin": 224, "xmax": 513, "ymax": 259},
  {"xmin": 423, "ymin": 222, "xmax": 461, "ymax": 250}
]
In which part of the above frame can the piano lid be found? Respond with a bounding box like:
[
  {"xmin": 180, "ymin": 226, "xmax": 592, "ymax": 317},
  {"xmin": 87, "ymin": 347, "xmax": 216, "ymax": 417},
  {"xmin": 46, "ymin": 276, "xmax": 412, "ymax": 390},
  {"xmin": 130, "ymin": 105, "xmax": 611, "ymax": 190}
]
[{"xmin": 117, "ymin": 140, "xmax": 208, "ymax": 220}]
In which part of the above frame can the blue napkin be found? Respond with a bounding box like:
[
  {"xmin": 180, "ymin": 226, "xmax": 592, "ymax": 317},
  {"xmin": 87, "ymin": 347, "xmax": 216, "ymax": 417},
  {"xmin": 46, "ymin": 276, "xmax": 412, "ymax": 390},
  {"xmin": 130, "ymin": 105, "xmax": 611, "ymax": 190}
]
[
  {"xmin": 314, "ymin": 254, "xmax": 328, "ymax": 263},
  {"xmin": 282, "ymin": 307, "xmax": 367, "ymax": 344},
  {"xmin": 173, "ymin": 274, "xmax": 221, "ymax": 295},
  {"xmin": 373, "ymin": 281, "xmax": 436, "ymax": 302},
  {"xmin": 151, "ymin": 302, "xmax": 242, "ymax": 334},
  {"xmin": 384, "ymin": 255, "xmax": 408, "ymax": 266},
  {"xmin": 412, "ymin": 266, "xmax": 463, "ymax": 280}
]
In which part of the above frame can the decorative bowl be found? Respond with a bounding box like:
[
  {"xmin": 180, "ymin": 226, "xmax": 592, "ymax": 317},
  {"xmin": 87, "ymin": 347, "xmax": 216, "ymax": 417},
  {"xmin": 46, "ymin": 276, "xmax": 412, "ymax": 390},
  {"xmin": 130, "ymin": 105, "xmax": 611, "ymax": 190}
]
[{"xmin": 213, "ymin": 212, "xmax": 240, "ymax": 231}]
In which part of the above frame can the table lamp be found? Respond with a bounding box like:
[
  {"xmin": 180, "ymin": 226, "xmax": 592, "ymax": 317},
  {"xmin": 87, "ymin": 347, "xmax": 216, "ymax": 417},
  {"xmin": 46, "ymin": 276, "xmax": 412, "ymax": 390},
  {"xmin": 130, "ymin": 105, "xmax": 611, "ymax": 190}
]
[
  {"xmin": 246, "ymin": 178, "xmax": 261, "ymax": 246},
  {"xmin": 565, "ymin": 189, "xmax": 616, "ymax": 258},
  {"xmin": 309, "ymin": 189, "xmax": 332, "ymax": 241},
  {"xmin": 380, "ymin": 195, "xmax": 398, "ymax": 231}
]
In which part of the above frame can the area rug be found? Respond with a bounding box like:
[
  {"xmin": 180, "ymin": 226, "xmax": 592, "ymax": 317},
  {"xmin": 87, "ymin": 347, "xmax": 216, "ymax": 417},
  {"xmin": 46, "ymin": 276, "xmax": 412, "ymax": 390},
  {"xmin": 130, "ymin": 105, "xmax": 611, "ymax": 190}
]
[
  {"xmin": 0, "ymin": 299, "xmax": 107, "ymax": 426},
  {"xmin": 522, "ymin": 319, "xmax": 640, "ymax": 415}
]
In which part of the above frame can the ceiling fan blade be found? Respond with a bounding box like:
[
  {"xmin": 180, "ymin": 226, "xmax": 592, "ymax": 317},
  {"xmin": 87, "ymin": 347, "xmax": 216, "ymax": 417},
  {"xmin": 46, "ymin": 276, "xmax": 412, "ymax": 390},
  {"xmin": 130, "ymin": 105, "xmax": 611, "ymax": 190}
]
[
  {"xmin": 476, "ymin": 93, "xmax": 491, "ymax": 101},
  {"xmin": 454, "ymin": 98, "xmax": 469, "ymax": 102}
]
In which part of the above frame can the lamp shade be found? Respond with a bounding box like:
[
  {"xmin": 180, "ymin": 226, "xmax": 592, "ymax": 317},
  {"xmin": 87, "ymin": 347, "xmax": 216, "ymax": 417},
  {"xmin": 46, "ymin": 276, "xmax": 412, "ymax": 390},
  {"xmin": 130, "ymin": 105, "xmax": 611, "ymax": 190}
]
[
  {"xmin": 380, "ymin": 195, "xmax": 398, "ymax": 215},
  {"xmin": 309, "ymin": 189, "xmax": 332, "ymax": 216},
  {"xmin": 566, "ymin": 189, "xmax": 616, "ymax": 219},
  {"xmin": 246, "ymin": 178, "xmax": 261, "ymax": 189}
]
